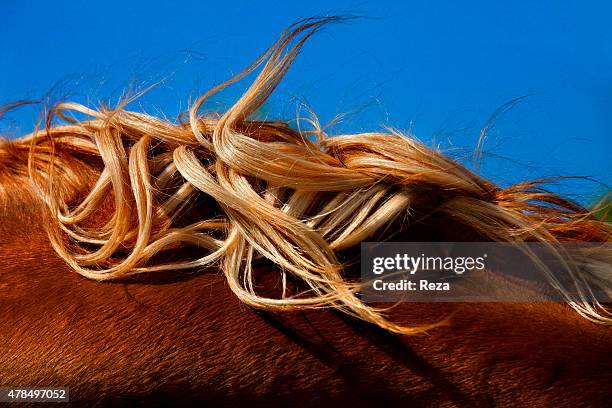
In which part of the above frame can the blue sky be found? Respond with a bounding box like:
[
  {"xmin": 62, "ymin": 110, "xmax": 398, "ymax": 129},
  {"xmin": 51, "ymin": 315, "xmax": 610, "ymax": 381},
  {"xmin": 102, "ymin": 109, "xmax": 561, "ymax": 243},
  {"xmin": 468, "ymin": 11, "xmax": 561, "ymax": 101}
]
[{"xmin": 1, "ymin": 0, "xmax": 610, "ymax": 203}]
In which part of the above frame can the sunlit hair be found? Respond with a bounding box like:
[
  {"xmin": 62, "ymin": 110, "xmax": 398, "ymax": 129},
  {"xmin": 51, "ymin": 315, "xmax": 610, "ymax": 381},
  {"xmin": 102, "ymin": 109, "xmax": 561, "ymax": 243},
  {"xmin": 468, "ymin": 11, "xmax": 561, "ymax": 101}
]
[{"xmin": 1, "ymin": 17, "xmax": 611, "ymax": 334}]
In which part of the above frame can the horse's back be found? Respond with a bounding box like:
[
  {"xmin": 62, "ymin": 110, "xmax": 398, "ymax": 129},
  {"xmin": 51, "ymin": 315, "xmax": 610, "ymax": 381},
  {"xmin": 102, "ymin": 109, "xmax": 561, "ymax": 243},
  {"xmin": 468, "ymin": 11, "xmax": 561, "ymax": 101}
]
[{"xmin": 0, "ymin": 196, "xmax": 610, "ymax": 407}]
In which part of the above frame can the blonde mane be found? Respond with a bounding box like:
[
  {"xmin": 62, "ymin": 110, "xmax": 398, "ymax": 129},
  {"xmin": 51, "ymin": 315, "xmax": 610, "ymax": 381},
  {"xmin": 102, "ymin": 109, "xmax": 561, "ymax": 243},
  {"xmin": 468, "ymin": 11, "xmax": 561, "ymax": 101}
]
[{"xmin": 1, "ymin": 17, "xmax": 611, "ymax": 334}]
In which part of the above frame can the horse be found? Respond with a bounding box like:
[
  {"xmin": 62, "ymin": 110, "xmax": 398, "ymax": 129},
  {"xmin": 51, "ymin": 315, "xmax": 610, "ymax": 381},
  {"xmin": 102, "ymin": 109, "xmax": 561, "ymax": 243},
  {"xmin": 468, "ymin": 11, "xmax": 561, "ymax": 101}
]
[{"xmin": 0, "ymin": 17, "xmax": 610, "ymax": 407}]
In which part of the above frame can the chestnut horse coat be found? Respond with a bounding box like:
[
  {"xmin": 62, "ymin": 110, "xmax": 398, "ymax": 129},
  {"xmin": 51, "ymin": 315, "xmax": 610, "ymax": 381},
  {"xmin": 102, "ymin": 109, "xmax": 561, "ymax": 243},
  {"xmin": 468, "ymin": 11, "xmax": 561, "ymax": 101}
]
[{"xmin": 0, "ymin": 181, "xmax": 610, "ymax": 407}]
